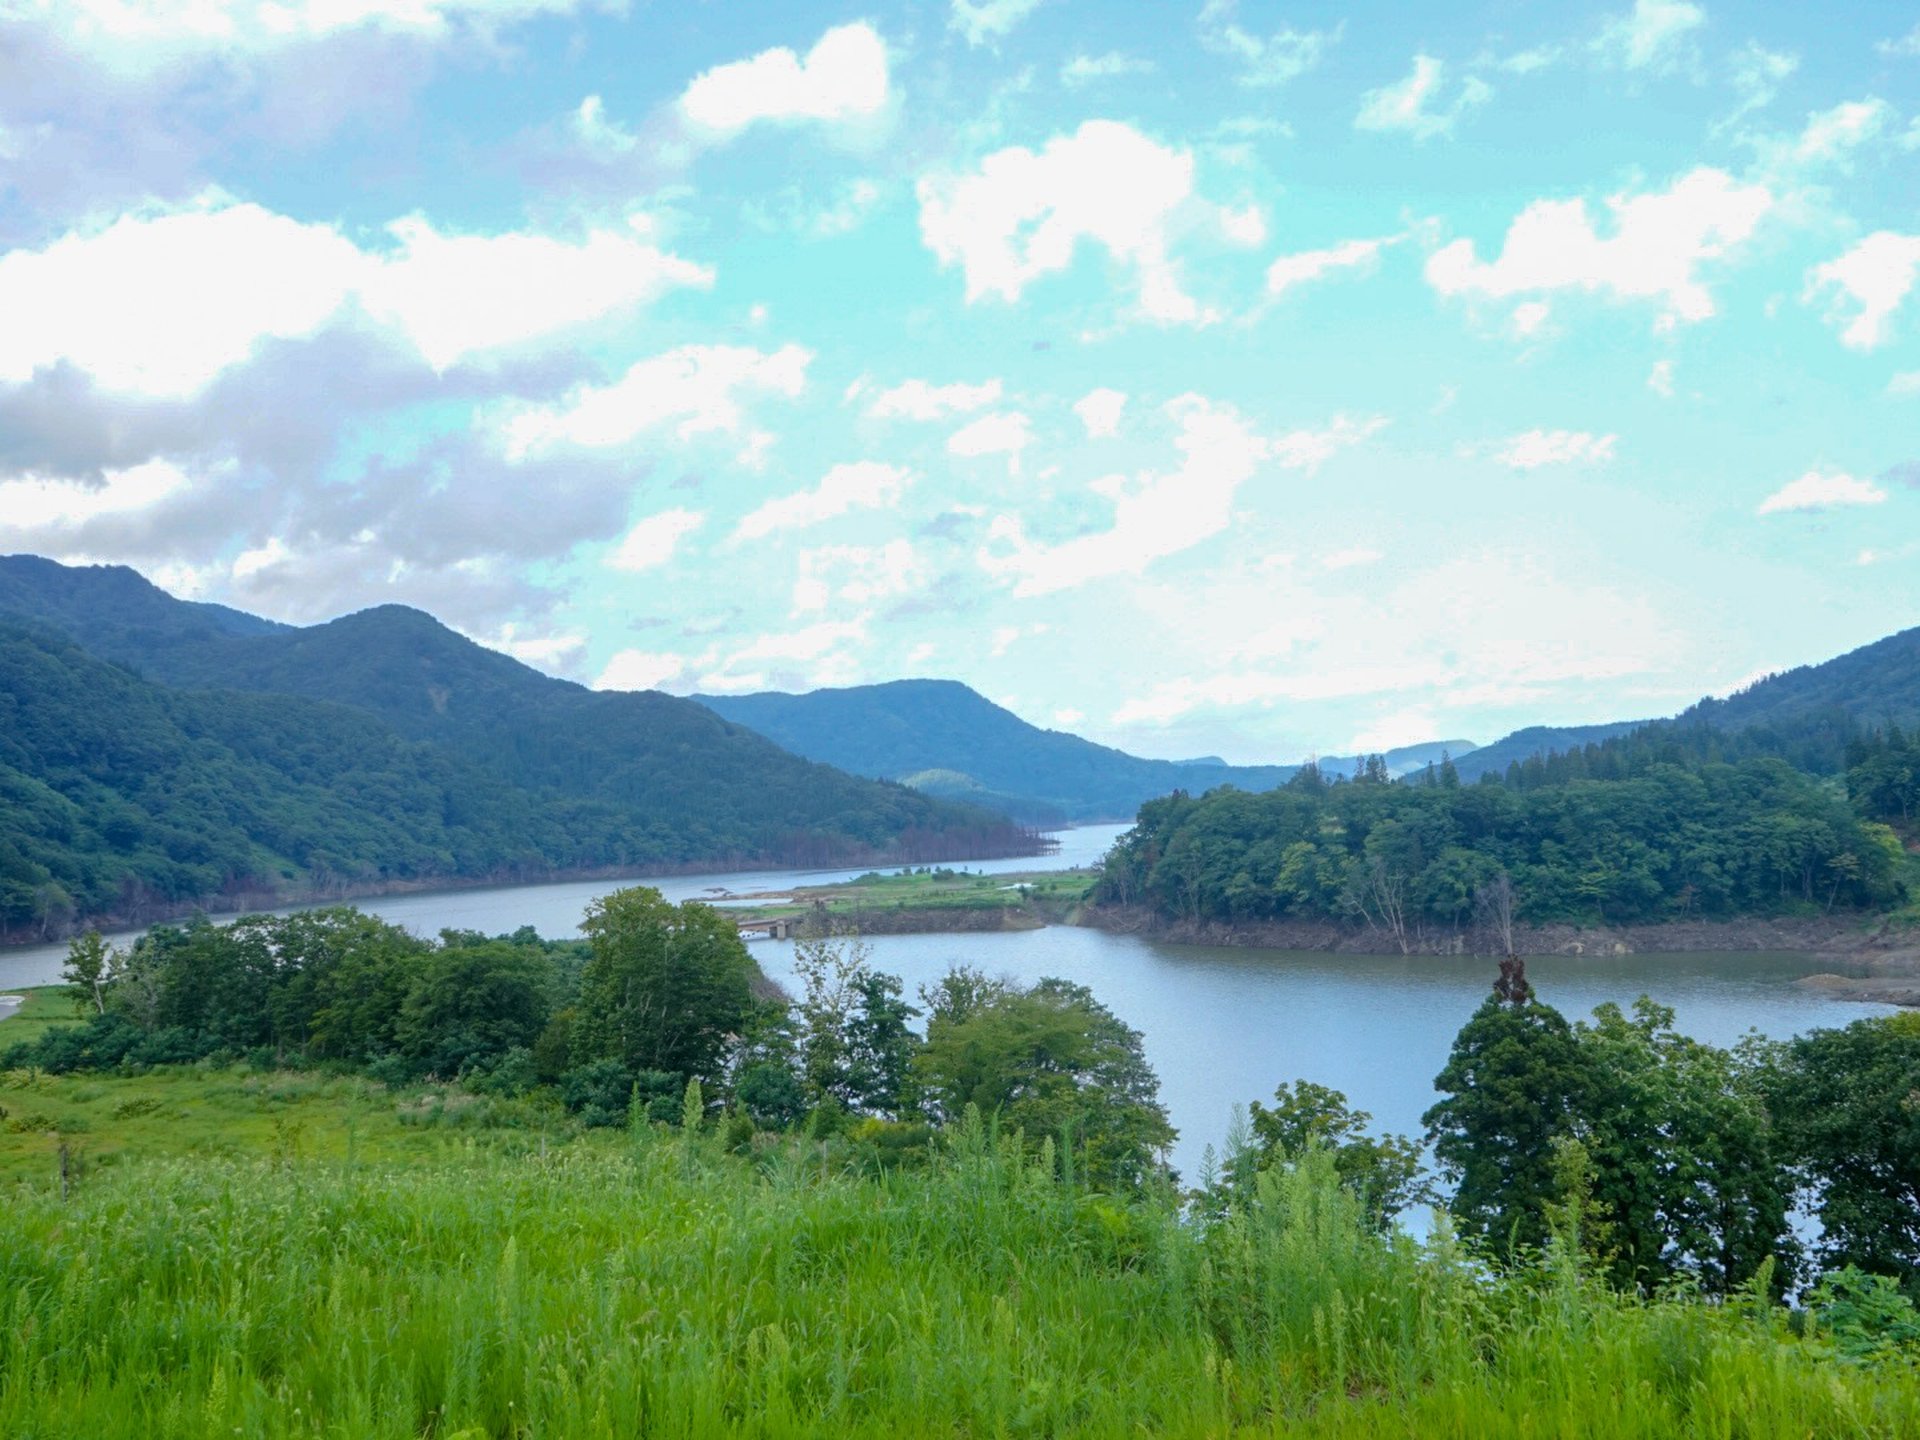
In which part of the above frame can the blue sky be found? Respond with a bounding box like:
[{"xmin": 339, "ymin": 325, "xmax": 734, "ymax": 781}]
[{"xmin": 0, "ymin": 0, "xmax": 1916, "ymax": 763}]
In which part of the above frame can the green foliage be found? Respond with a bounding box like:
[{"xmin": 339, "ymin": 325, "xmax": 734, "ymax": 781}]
[
  {"xmin": 915, "ymin": 967, "xmax": 1175, "ymax": 1189},
  {"xmin": 1809, "ymin": 1266, "xmax": 1920, "ymax": 1360},
  {"xmin": 1222, "ymin": 1079, "xmax": 1426, "ymax": 1231},
  {"xmin": 1770, "ymin": 1012, "xmax": 1920, "ymax": 1280},
  {"xmin": 5, "ymin": 1085, "xmax": 1918, "ymax": 1438},
  {"xmin": 574, "ymin": 887, "xmax": 755, "ymax": 1084},
  {"xmin": 1100, "ymin": 747, "xmax": 1906, "ymax": 931},
  {"xmin": 792, "ymin": 933, "xmax": 920, "ymax": 1118}
]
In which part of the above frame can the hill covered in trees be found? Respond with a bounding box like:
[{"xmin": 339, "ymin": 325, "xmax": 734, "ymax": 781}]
[
  {"xmin": 697, "ymin": 678, "xmax": 1472, "ymax": 822},
  {"xmin": 0, "ymin": 558, "xmax": 1037, "ymax": 939}
]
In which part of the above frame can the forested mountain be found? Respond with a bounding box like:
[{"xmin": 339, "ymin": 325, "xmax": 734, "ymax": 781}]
[
  {"xmin": 1454, "ymin": 624, "xmax": 1920, "ymax": 782},
  {"xmin": 695, "ymin": 679, "xmax": 1303, "ymax": 822},
  {"xmin": 696, "ymin": 680, "xmax": 1470, "ymax": 822},
  {"xmin": 0, "ymin": 558, "xmax": 1037, "ymax": 938}
]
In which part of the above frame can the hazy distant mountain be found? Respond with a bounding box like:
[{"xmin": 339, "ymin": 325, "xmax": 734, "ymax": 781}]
[
  {"xmin": 697, "ymin": 680, "xmax": 1313, "ymax": 822},
  {"xmin": 0, "ymin": 556, "xmax": 1037, "ymax": 934},
  {"xmin": 1452, "ymin": 723, "xmax": 1647, "ymax": 782}
]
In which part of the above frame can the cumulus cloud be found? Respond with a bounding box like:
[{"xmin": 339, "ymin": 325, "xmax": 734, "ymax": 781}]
[
  {"xmin": 596, "ymin": 649, "xmax": 687, "ymax": 692},
  {"xmin": 792, "ymin": 539, "xmax": 924, "ymax": 613},
  {"xmin": 607, "ymin": 508, "xmax": 704, "ymax": 572},
  {"xmin": 917, "ymin": 120, "xmax": 1223, "ymax": 325},
  {"xmin": 980, "ymin": 396, "xmax": 1382, "ymax": 596},
  {"xmin": 678, "ymin": 23, "xmax": 890, "ymax": 141},
  {"xmin": 860, "ymin": 376, "xmax": 1003, "ymax": 421},
  {"xmin": 499, "ymin": 344, "xmax": 810, "ymax": 459},
  {"xmin": 1073, "ymin": 388, "xmax": 1127, "ymax": 437},
  {"xmin": 1425, "ymin": 167, "xmax": 1772, "ymax": 330},
  {"xmin": 1595, "ymin": 0, "xmax": 1705, "ymax": 72},
  {"xmin": 1355, "ymin": 56, "xmax": 1491, "ymax": 140},
  {"xmin": 946, "ymin": 412, "xmax": 1032, "ymax": 470},
  {"xmin": 1494, "ymin": 430, "xmax": 1618, "ymax": 468},
  {"xmin": 1198, "ymin": 1, "xmax": 1335, "ymax": 87},
  {"xmin": 1757, "ymin": 469, "xmax": 1889, "ymax": 514},
  {"xmin": 1805, "ymin": 232, "xmax": 1920, "ymax": 349},
  {"xmin": 1266, "ymin": 236, "xmax": 1391, "ymax": 296},
  {"xmin": 1061, "ymin": 52, "xmax": 1153, "ymax": 86},
  {"xmin": 0, "ymin": 197, "xmax": 711, "ymax": 398},
  {"xmin": 733, "ymin": 462, "xmax": 911, "ymax": 542},
  {"xmin": 951, "ymin": 0, "xmax": 1043, "ymax": 46}
]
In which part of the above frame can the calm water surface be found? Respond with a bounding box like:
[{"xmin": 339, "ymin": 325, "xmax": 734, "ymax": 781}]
[{"xmin": 0, "ymin": 820, "xmax": 1890, "ymax": 1179}]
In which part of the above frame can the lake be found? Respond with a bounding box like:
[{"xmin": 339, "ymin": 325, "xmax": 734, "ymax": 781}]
[{"xmin": 0, "ymin": 822, "xmax": 1891, "ymax": 1179}]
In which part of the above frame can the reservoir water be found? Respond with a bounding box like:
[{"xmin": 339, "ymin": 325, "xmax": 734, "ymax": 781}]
[{"xmin": 0, "ymin": 823, "xmax": 1891, "ymax": 1179}]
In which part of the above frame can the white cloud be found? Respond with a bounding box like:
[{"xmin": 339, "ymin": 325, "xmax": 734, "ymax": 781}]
[
  {"xmin": 1648, "ymin": 358, "xmax": 1676, "ymax": 396},
  {"xmin": 0, "ymin": 459, "xmax": 190, "ymax": 531},
  {"xmin": 473, "ymin": 622, "xmax": 586, "ymax": 671},
  {"xmin": 1889, "ymin": 371, "xmax": 1920, "ymax": 396},
  {"xmin": 1073, "ymin": 387, "xmax": 1128, "ymax": 437},
  {"xmin": 1783, "ymin": 98, "xmax": 1893, "ymax": 166},
  {"xmin": 1878, "ymin": 24, "xmax": 1920, "ymax": 57},
  {"xmin": 1265, "ymin": 236, "xmax": 1388, "ymax": 296},
  {"xmin": 1425, "ymin": 167, "xmax": 1772, "ymax": 329},
  {"xmin": 362, "ymin": 216, "xmax": 713, "ymax": 372},
  {"xmin": 863, "ymin": 377, "xmax": 1002, "ymax": 421},
  {"xmin": 733, "ymin": 461, "xmax": 911, "ymax": 542},
  {"xmin": 0, "ymin": 197, "xmax": 712, "ymax": 397},
  {"xmin": 1198, "ymin": 2, "xmax": 1335, "ymax": 88},
  {"xmin": 917, "ymin": 120, "xmax": 1218, "ymax": 325},
  {"xmin": 571, "ymin": 94, "xmax": 637, "ymax": 156},
  {"xmin": 1061, "ymin": 52, "xmax": 1153, "ymax": 86},
  {"xmin": 1510, "ymin": 300, "xmax": 1552, "ymax": 337},
  {"xmin": 723, "ymin": 619, "xmax": 868, "ymax": 667},
  {"xmin": 990, "ymin": 623, "xmax": 1048, "ymax": 657},
  {"xmin": 1493, "ymin": 429, "xmax": 1618, "ymax": 468},
  {"xmin": 1321, "ymin": 546, "xmax": 1383, "ymax": 571},
  {"xmin": 1349, "ymin": 707, "xmax": 1440, "ymax": 754},
  {"xmin": 608, "ymin": 508, "xmax": 704, "ymax": 573},
  {"xmin": 791, "ymin": 539, "xmax": 924, "ymax": 613},
  {"xmin": 981, "ymin": 396, "xmax": 1382, "ymax": 596},
  {"xmin": 1218, "ymin": 205, "xmax": 1268, "ymax": 247},
  {"xmin": 1757, "ymin": 469, "xmax": 1889, "ymax": 514},
  {"xmin": 947, "ymin": 411, "xmax": 1032, "ymax": 469},
  {"xmin": 501, "ymin": 343, "xmax": 810, "ymax": 459},
  {"xmin": 596, "ymin": 649, "xmax": 686, "ymax": 692},
  {"xmin": 1355, "ymin": 55, "xmax": 1491, "ymax": 140},
  {"xmin": 678, "ymin": 23, "xmax": 889, "ymax": 140},
  {"xmin": 1723, "ymin": 42, "xmax": 1796, "ymax": 126},
  {"xmin": 1805, "ymin": 232, "xmax": 1920, "ymax": 350},
  {"xmin": 951, "ymin": 0, "xmax": 1043, "ymax": 46},
  {"xmin": 1596, "ymin": 0, "xmax": 1705, "ymax": 71},
  {"xmin": 4, "ymin": 0, "xmax": 590, "ymax": 74}
]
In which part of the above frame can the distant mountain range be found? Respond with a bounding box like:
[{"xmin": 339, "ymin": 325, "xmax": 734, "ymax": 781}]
[
  {"xmin": 695, "ymin": 679, "xmax": 1476, "ymax": 822},
  {"xmin": 0, "ymin": 556, "xmax": 1034, "ymax": 938}
]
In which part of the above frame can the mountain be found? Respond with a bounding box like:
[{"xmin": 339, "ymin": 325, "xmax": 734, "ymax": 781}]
[
  {"xmin": 0, "ymin": 557, "xmax": 1039, "ymax": 937},
  {"xmin": 1454, "ymin": 623, "xmax": 1920, "ymax": 782},
  {"xmin": 695, "ymin": 679, "xmax": 1308, "ymax": 823},
  {"xmin": 1315, "ymin": 741, "xmax": 1483, "ymax": 781}
]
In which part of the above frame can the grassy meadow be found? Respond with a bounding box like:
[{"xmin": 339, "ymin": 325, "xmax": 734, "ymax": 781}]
[{"xmin": 1, "ymin": 1054, "xmax": 1917, "ymax": 1435}]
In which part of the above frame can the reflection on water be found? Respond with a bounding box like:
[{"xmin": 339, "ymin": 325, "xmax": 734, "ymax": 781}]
[{"xmin": 1, "ymin": 817, "xmax": 1892, "ymax": 1183}]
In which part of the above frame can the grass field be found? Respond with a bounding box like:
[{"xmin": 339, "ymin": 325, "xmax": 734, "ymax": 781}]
[{"xmin": 726, "ymin": 866, "xmax": 1096, "ymax": 928}]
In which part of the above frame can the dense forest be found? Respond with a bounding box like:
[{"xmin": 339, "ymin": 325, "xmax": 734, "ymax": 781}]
[
  {"xmin": 1096, "ymin": 736, "xmax": 1910, "ymax": 939},
  {"xmin": 0, "ymin": 560, "xmax": 1039, "ymax": 938}
]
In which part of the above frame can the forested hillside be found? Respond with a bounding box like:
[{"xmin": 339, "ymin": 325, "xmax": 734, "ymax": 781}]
[
  {"xmin": 1096, "ymin": 749, "xmax": 1908, "ymax": 941},
  {"xmin": 0, "ymin": 559, "xmax": 1038, "ymax": 938}
]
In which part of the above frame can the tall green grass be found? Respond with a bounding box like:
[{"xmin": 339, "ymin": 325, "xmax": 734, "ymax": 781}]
[{"xmin": 3, "ymin": 1113, "xmax": 1916, "ymax": 1438}]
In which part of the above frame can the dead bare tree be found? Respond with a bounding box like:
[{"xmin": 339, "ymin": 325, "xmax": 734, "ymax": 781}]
[
  {"xmin": 1473, "ymin": 871, "xmax": 1518, "ymax": 959},
  {"xmin": 1345, "ymin": 856, "xmax": 1412, "ymax": 955}
]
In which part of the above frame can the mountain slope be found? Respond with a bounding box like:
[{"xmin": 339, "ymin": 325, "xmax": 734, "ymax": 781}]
[
  {"xmin": 0, "ymin": 558, "xmax": 1039, "ymax": 935},
  {"xmin": 695, "ymin": 679, "xmax": 1305, "ymax": 822},
  {"xmin": 1454, "ymin": 624, "xmax": 1920, "ymax": 782}
]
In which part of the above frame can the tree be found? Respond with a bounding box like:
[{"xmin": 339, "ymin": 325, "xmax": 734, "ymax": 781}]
[
  {"xmin": 792, "ymin": 933, "xmax": 921, "ymax": 1118},
  {"xmin": 394, "ymin": 940, "xmax": 551, "ymax": 1078},
  {"xmin": 1573, "ymin": 1000, "xmax": 1794, "ymax": 1294},
  {"xmin": 575, "ymin": 887, "xmax": 756, "ymax": 1084},
  {"xmin": 61, "ymin": 930, "xmax": 119, "ymax": 1016},
  {"xmin": 1771, "ymin": 1013, "xmax": 1920, "ymax": 1281},
  {"xmin": 1424, "ymin": 961, "xmax": 1591, "ymax": 1254},
  {"xmin": 1474, "ymin": 871, "xmax": 1517, "ymax": 958},
  {"xmin": 916, "ymin": 967, "xmax": 1174, "ymax": 1189},
  {"xmin": 1231, "ymin": 1080, "xmax": 1426, "ymax": 1230}
]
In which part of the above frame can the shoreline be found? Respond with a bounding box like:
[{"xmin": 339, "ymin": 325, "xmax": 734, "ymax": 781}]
[{"xmin": 0, "ymin": 836, "xmax": 1059, "ymax": 952}]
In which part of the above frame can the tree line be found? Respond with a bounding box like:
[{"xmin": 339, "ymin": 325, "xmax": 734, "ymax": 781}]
[
  {"xmin": 8, "ymin": 893, "xmax": 1919, "ymax": 1313},
  {"xmin": 1096, "ymin": 747, "xmax": 1907, "ymax": 941}
]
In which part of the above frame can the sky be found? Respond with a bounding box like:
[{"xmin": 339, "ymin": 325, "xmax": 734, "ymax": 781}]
[{"xmin": 0, "ymin": 0, "xmax": 1916, "ymax": 765}]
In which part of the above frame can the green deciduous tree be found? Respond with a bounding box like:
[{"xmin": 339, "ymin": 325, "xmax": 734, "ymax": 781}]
[{"xmin": 575, "ymin": 887, "xmax": 755, "ymax": 1084}]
